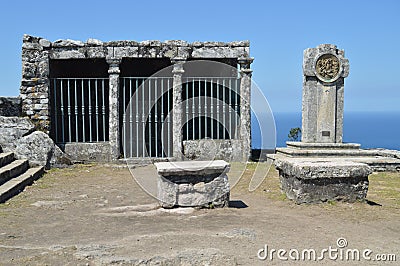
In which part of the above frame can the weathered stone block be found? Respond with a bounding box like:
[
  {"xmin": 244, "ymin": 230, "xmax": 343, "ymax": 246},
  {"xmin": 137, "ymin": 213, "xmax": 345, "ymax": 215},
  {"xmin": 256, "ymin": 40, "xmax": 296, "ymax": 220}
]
[
  {"xmin": 275, "ymin": 158, "xmax": 371, "ymax": 204},
  {"xmin": 183, "ymin": 139, "xmax": 243, "ymax": 161},
  {"xmin": 155, "ymin": 160, "xmax": 230, "ymax": 208},
  {"xmin": 64, "ymin": 142, "xmax": 111, "ymax": 162},
  {"xmin": 86, "ymin": 47, "xmax": 106, "ymax": 58},
  {"xmin": 50, "ymin": 48, "xmax": 86, "ymax": 59},
  {"xmin": 15, "ymin": 131, "xmax": 71, "ymax": 169},
  {"xmin": 0, "ymin": 116, "xmax": 35, "ymax": 151},
  {"xmin": 0, "ymin": 97, "xmax": 21, "ymax": 117},
  {"xmin": 53, "ymin": 39, "xmax": 85, "ymax": 47},
  {"xmin": 86, "ymin": 38, "xmax": 103, "ymax": 46},
  {"xmin": 191, "ymin": 47, "xmax": 247, "ymax": 58},
  {"xmin": 114, "ymin": 46, "xmax": 139, "ymax": 57}
]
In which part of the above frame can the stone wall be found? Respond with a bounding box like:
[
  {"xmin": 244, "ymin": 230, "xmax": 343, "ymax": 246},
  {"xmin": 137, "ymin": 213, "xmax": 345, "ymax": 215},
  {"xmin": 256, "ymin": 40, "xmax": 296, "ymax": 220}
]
[
  {"xmin": 20, "ymin": 34, "xmax": 253, "ymax": 161},
  {"xmin": 0, "ymin": 97, "xmax": 21, "ymax": 116},
  {"xmin": 183, "ymin": 140, "xmax": 243, "ymax": 161}
]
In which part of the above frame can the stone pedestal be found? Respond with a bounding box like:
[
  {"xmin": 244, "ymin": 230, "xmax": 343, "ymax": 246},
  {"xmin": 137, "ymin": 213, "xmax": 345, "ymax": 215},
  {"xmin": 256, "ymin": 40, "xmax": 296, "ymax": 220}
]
[
  {"xmin": 154, "ymin": 160, "xmax": 230, "ymax": 208},
  {"xmin": 275, "ymin": 157, "xmax": 371, "ymax": 204}
]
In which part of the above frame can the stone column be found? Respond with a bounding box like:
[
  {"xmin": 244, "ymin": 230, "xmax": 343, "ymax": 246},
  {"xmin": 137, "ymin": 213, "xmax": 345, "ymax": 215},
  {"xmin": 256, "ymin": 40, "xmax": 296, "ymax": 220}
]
[
  {"xmin": 107, "ymin": 58, "xmax": 122, "ymax": 160},
  {"xmin": 171, "ymin": 57, "xmax": 185, "ymax": 160},
  {"xmin": 302, "ymin": 44, "xmax": 349, "ymax": 143},
  {"xmin": 238, "ymin": 57, "xmax": 254, "ymax": 161}
]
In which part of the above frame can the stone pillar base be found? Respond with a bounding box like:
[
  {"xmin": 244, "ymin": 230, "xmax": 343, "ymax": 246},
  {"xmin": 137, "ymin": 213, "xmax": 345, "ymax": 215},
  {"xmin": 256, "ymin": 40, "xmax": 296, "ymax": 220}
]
[
  {"xmin": 154, "ymin": 160, "xmax": 230, "ymax": 208},
  {"xmin": 275, "ymin": 158, "xmax": 371, "ymax": 204}
]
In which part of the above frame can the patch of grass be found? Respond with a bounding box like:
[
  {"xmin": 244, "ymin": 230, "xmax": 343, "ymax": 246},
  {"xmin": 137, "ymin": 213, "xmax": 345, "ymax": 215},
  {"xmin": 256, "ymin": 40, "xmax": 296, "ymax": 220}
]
[
  {"xmin": 327, "ymin": 199, "xmax": 337, "ymax": 206},
  {"xmin": 366, "ymin": 171, "xmax": 400, "ymax": 209},
  {"xmin": 231, "ymin": 162, "xmax": 286, "ymax": 201}
]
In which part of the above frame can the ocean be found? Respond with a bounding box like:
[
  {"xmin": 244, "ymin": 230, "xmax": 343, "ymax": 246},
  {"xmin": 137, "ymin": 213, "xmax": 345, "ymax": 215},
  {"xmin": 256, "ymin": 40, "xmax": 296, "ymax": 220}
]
[{"xmin": 252, "ymin": 111, "xmax": 400, "ymax": 150}]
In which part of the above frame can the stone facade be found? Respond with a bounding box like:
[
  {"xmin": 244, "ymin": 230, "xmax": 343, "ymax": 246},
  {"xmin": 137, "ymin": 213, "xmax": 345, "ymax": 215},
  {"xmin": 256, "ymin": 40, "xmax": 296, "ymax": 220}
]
[{"xmin": 20, "ymin": 35, "xmax": 253, "ymax": 162}]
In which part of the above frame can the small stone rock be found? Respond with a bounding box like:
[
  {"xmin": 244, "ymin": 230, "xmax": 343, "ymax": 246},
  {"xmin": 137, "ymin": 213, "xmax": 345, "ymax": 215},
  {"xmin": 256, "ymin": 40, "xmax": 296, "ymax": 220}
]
[
  {"xmin": 53, "ymin": 39, "xmax": 85, "ymax": 47},
  {"xmin": 86, "ymin": 38, "xmax": 103, "ymax": 46},
  {"xmin": 39, "ymin": 38, "xmax": 51, "ymax": 48},
  {"xmin": 14, "ymin": 131, "xmax": 71, "ymax": 169},
  {"xmin": 0, "ymin": 116, "xmax": 35, "ymax": 151}
]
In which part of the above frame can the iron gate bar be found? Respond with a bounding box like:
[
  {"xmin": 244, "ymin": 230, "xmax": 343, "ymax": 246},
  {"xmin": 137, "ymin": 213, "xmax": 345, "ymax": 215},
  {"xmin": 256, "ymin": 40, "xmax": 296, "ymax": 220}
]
[
  {"xmin": 135, "ymin": 79, "xmax": 139, "ymax": 157},
  {"xmin": 74, "ymin": 80, "xmax": 78, "ymax": 142},
  {"xmin": 155, "ymin": 79, "xmax": 158, "ymax": 157},
  {"xmin": 120, "ymin": 77, "xmax": 173, "ymax": 158},
  {"xmin": 149, "ymin": 79, "xmax": 152, "ymax": 157},
  {"xmin": 198, "ymin": 78, "xmax": 201, "ymax": 139},
  {"xmin": 81, "ymin": 79, "xmax": 85, "ymax": 142},
  {"xmin": 129, "ymin": 78, "xmax": 133, "ymax": 158},
  {"xmin": 53, "ymin": 79, "xmax": 58, "ymax": 142},
  {"xmin": 167, "ymin": 78, "xmax": 171, "ymax": 157},
  {"xmin": 67, "ymin": 80, "xmax": 71, "ymax": 142},
  {"xmin": 205, "ymin": 78, "xmax": 207, "ymax": 136},
  {"xmin": 88, "ymin": 80, "xmax": 92, "ymax": 142},
  {"xmin": 210, "ymin": 78, "xmax": 214, "ymax": 139},
  {"xmin": 60, "ymin": 80, "xmax": 64, "ymax": 142}
]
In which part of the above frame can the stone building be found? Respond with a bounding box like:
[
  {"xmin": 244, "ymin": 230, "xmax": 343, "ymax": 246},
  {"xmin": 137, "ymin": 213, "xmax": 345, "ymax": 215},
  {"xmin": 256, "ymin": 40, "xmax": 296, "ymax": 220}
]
[{"xmin": 20, "ymin": 35, "xmax": 253, "ymax": 162}]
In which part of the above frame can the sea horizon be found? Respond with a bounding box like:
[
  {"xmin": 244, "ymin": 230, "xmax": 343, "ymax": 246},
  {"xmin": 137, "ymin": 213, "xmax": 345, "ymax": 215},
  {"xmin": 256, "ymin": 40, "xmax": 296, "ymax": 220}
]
[{"xmin": 252, "ymin": 110, "xmax": 400, "ymax": 151}]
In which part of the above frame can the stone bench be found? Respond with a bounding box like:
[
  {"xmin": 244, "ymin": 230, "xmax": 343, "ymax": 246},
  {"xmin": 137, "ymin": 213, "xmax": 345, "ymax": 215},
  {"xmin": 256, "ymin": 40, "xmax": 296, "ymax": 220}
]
[
  {"xmin": 154, "ymin": 160, "xmax": 230, "ymax": 208},
  {"xmin": 275, "ymin": 158, "xmax": 372, "ymax": 204}
]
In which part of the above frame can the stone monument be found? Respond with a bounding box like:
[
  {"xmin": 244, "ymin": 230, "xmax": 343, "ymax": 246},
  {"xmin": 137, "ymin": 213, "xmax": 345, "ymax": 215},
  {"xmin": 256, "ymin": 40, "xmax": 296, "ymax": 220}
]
[
  {"xmin": 302, "ymin": 44, "xmax": 349, "ymax": 143},
  {"xmin": 273, "ymin": 44, "xmax": 373, "ymax": 204},
  {"xmin": 275, "ymin": 44, "xmax": 400, "ymax": 171}
]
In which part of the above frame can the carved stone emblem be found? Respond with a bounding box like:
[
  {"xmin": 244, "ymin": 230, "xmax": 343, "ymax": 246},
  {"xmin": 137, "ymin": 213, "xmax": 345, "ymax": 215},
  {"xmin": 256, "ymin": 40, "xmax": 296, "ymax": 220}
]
[{"xmin": 315, "ymin": 54, "xmax": 340, "ymax": 82}]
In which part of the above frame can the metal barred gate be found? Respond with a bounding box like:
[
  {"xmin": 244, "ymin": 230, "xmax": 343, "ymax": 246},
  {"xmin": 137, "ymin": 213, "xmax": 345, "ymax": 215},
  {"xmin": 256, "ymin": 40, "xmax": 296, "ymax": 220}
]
[
  {"xmin": 182, "ymin": 77, "xmax": 241, "ymax": 141},
  {"xmin": 120, "ymin": 77, "xmax": 174, "ymax": 158},
  {"xmin": 120, "ymin": 77, "xmax": 241, "ymax": 158},
  {"xmin": 50, "ymin": 78, "xmax": 109, "ymax": 144},
  {"xmin": 51, "ymin": 77, "xmax": 241, "ymax": 158}
]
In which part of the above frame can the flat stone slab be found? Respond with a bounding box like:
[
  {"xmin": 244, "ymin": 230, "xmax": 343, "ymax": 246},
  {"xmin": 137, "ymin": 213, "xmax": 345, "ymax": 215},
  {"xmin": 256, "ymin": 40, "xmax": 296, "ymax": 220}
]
[
  {"xmin": 286, "ymin": 141, "xmax": 361, "ymax": 150},
  {"xmin": 154, "ymin": 160, "xmax": 229, "ymax": 175},
  {"xmin": 276, "ymin": 147, "xmax": 376, "ymax": 157},
  {"xmin": 275, "ymin": 157, "xmax": 371, "ymax": 204},
  {"xmin": 275, "ymin": 157, "xmax": 372, "ymax": 179},
  {"xmin": 155, "ymin": 160, "xmax": 230, "ymax": 208}
]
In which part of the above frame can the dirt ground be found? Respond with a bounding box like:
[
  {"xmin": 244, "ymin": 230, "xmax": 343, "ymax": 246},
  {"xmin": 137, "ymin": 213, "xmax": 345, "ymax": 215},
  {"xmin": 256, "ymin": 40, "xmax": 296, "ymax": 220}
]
[{"xmin": 0, "ymin": 162, "xmax": 398, "ymax": 265}]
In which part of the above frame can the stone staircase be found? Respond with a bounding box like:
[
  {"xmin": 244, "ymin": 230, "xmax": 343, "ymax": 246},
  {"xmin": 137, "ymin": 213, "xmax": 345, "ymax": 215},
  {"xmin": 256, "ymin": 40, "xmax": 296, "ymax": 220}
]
[{"xmin": 0, "ymin": 147, "xmax": 44, "ymax": 203}]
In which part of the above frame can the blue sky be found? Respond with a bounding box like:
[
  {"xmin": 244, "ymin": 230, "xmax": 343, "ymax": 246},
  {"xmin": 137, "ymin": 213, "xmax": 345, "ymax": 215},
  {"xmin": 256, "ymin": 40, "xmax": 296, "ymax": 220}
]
[{"xmin": 0, "ymin": 0, "xmax": 399, "ymax": 112}]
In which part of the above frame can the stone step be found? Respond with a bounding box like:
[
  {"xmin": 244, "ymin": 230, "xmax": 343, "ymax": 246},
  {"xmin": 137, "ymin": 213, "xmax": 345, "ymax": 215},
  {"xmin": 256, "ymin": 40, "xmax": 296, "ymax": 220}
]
[
  {"xmin": 276, "ymin": 147, "xmax": 377, "ymax": 157},
  {"xmin": 286, "ymin": 141, "xmax": 361, "ymax": 150},
  {"xmin": 0, "ymin": 166, "xmax": 44, "ymax": 203},
  {"xmin": 0, "ymin": 152, "xmax": 15, "ymax": 168},
  {"xmin": 0, "ymin": 160, "xmax": 29, "ymax": 186}
]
